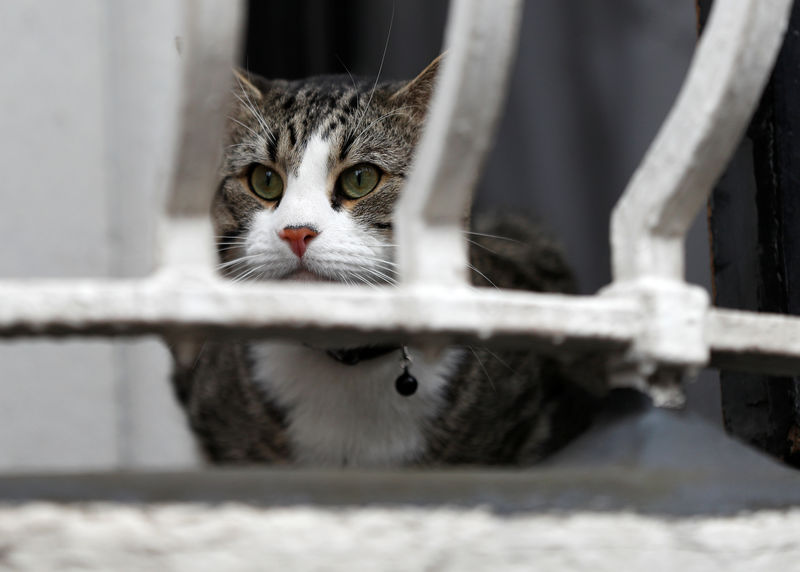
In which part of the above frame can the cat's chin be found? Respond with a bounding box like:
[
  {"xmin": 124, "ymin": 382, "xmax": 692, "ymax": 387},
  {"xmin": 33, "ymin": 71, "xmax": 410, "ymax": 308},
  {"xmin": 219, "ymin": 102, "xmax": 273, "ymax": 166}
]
[{"xmin": 285, "ymin": 269, "xmax": 333, "ymax": 283}]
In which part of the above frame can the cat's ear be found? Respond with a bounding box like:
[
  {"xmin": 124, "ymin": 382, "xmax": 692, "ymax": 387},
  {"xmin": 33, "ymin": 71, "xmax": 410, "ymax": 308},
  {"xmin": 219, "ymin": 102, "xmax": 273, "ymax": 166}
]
[
  {"xmin": 390, "ymin": 54, "xmax": 444, "ymax": 117},
  {"xmin": 232, "ymin": 68, "xmax": 263, "ymax": 101}
]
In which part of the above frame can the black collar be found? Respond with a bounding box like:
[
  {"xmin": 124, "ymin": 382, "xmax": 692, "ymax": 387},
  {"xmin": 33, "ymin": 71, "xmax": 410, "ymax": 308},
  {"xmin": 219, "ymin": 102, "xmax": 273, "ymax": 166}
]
[{"xmin": 325, "ymin": 345, "xmax": 401, "ymax": 366}]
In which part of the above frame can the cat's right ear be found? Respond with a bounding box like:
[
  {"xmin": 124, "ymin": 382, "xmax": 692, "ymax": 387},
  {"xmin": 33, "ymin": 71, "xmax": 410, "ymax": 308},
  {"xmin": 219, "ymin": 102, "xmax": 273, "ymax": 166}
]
[
  {"xmin": 390, "ymin": 54, "xmax": 444, "ymax": 118},
  {"xmin": 232, "ymin": 68, "xmax": 263, "ymax": 101}
]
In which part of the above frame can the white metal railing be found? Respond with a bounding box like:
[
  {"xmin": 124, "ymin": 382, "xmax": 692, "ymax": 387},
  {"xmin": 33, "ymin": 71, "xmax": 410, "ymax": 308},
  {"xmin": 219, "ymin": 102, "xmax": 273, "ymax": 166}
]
[{"xmin": 0, "ymin": 0, "xmax": 796, "ymax": 409}]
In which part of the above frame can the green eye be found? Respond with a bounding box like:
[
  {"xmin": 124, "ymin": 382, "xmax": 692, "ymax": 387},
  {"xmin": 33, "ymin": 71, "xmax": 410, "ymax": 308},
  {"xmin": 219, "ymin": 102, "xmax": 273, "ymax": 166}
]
[
  {"xmin": 248, "ymin": 164, "xmax": 284, "ymax": 201},
  {"xmin": 339, "ymin": 164, "xmax": 381, "ymax": 199}
]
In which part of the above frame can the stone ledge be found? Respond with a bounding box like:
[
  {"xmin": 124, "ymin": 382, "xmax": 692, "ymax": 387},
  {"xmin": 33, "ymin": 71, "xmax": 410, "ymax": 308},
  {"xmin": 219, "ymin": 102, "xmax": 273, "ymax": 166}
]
[{"xmin": 0, "ymin": 503, "xmax": 798, "ymax": 571}]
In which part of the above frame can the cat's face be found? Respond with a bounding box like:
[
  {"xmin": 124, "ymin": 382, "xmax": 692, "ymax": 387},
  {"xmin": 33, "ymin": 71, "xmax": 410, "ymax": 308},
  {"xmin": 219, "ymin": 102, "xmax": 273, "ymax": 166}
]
[{"xmin": 214, "ymin": 58, "xmax": 439, "ymax": 285}]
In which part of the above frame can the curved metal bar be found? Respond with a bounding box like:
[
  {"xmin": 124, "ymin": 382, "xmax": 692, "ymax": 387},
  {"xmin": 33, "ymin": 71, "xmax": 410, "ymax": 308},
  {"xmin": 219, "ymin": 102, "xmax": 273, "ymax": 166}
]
[
  {"xmin": 396, "ymin": 0, "xmax": 523, "ymax": 286},
  {"xmin": 611, "ymin": 0, "xmax": 792, "ymax": 282}
]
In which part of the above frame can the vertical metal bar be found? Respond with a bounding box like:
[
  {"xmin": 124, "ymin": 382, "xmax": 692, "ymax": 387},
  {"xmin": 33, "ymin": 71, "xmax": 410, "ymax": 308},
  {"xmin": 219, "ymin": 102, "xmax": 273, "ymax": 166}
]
[
  {"xmin": 159, "ymin": 0, "xmax": 244, "ymax": 275},
  {"xmin": 610, "ymin": 0, "xmax": 791, "ymax": 283},
  {"xmin": 396, "ymin": 0, "xmax": 523, "ymax": 287},
  {"xmin": 165, "ymin": 0, "xmax": 244, "ymax": 218}
]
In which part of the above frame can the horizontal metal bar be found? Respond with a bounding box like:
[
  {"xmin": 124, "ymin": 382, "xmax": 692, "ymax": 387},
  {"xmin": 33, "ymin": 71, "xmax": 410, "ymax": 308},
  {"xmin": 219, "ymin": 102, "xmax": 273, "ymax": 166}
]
[
  {"xmin": 0, "ymin": 279, "xmax": 637, "ymax": 352},
  {"xmin": 8, "ymin": 279, "xmax": 800, "ymax": 372},
  {"xmin": 8, "ymin": 279, "xmax": 800, "ymax": 376},
  {"xmin": 708, "ymin": 308, "xmax": 800, "ymax": 376}
]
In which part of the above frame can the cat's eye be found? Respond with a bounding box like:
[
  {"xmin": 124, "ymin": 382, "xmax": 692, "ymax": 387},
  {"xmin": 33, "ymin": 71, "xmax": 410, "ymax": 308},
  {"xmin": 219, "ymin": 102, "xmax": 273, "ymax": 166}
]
[
  {"xmin": 339, "ymin": 164, "xmax": 381, "ymax": 199},
  {"xmin": 248, "ymin": 164, "xmax": 284, "ymax": 201}
]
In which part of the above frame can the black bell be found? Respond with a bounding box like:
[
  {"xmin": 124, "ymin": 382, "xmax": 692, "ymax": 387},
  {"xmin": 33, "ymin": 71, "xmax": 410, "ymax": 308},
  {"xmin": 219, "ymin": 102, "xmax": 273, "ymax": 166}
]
[{"xmin": 395, "ymin": 370, "xmax": 418, "ymax": 396}]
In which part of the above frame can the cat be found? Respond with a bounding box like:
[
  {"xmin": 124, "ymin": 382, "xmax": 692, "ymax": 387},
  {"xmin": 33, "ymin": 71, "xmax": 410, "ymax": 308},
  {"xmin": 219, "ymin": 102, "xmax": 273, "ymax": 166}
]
[{"xmin": 170, "ymin": 57, "xmax": 603, "ymax": 467}]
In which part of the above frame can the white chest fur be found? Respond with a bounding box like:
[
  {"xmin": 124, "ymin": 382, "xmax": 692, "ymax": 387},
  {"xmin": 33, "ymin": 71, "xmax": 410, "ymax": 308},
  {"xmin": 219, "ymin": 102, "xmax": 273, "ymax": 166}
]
[{"xmin": 250, "ymin": 342, "xmax": 462, "ymax": 467}]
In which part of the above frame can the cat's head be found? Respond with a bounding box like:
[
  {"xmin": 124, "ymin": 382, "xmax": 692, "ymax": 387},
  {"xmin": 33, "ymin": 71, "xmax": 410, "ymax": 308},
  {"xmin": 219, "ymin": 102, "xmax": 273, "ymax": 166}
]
[{"xmin": 214, "ymin": 57, "xmax": 441, "ymax": 284}]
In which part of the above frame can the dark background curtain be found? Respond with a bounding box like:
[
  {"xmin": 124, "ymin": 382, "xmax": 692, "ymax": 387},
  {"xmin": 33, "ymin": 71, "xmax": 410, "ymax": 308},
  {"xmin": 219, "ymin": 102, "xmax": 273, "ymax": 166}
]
[{"xmin": 243, "ymin": 0, "xmax": 719, "ymax": 422}]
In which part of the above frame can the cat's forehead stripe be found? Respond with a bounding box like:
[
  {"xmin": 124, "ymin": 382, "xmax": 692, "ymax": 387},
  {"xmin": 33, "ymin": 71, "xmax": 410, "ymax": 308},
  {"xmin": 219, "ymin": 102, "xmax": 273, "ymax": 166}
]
[
  {"xmin": 296, "ymin": 133, "xmax": 331, "ymax": 176},
  {"xmin": 287, "ymin": 133, "xmax": 333, "ymax": 203}
]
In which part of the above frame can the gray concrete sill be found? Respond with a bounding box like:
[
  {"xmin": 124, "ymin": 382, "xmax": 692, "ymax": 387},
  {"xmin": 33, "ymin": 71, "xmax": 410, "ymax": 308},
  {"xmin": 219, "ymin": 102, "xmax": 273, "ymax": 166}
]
[{"xmin": 1, "ymin": 395, "xmax": 798, "ymax": 517}]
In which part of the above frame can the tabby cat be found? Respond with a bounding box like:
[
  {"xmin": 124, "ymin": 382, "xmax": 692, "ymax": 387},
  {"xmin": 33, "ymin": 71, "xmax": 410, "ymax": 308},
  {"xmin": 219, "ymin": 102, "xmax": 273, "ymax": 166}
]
[{"xmin": 171, "ymin": 57, "xmax": 601, "ymax": 467}]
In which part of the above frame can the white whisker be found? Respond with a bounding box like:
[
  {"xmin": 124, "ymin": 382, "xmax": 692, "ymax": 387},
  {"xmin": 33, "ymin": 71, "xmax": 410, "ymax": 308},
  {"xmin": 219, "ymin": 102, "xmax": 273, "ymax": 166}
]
[
  {"xmin": 369, "ymin": 263, "xmax": 399, "ymax": 277},
  {"xmin": 467, "ymin": 263, "xmax": 499, "ymax": 289},
  {"xmin": 231, "ymin": 264, "xmax": 266, "ymax": 283},
  {"xmin": 468, "ymin": 346, "xmax": 497, "ymax": 393},
  {"xmin": 216, "ymin": 240, "xmax": 250, "ymax": 246},
  {"xmin": 218, "ymin": 253, "xmax": 263, "ymax": 269},
  {"xmin": 350, "ymin": 2, "xmax": 395, "ymax": 141},
  {"xmin": 228, "ymin": 116, "xmax": 269, "ymax": 147},
  {"xmin": 359, "ymin": 255, "xmax": 399, "ymax": 267},
  {"xmin": 482, "ymin": 347, "xmax": 518, "ymax": 375},
  {"xmin": 233, "ymin": 75, "xmax": 276, "ymax": 143},
  {"xmin": 336, "ymin": 54, "xmax": 360, "ymax": 95},
  {"xmin": 466, "ymin": 238, "xmax": 499, "ymax": 256},
  {"xmin": 361, "ymin": 266, "xmax": 398, "ymax": 285},
  {"xmin": 226, "ymin": 142, "xmax": 258, "ymax": 151},
  {"xmin": 462, "ymin": 230, "xmax": 521, "ymax": 243},
  {"xmin": 350, "ymin": 107, "xmax": 416, "ymax": 147}
]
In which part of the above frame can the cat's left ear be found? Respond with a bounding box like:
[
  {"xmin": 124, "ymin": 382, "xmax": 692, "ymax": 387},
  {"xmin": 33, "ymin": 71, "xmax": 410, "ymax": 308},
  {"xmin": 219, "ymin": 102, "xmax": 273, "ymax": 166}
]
[
  {"xmin": 232, "ymin": 68, "xmax": 263, "ymax": 101},
  {"xmin": 390, "ymin": 54, "xmax": 444, "ymax": 117}
]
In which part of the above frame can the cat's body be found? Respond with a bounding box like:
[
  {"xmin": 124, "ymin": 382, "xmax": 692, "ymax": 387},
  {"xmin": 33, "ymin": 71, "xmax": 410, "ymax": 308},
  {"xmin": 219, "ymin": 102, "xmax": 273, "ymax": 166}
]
[{"xmin": 171, "ymin": 59, "xmax": 601, "ymax": 467}]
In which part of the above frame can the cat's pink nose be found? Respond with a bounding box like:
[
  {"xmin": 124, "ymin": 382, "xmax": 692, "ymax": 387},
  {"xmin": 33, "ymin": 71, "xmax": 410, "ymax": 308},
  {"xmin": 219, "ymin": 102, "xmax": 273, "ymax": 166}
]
[{"xmin": 278, "ymin": 226, "xmax": 319, "ymax": 258}]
